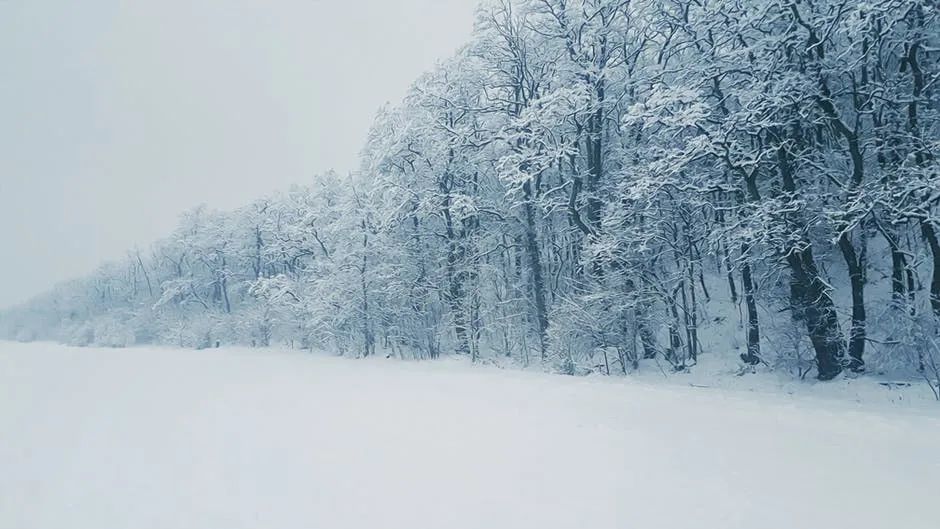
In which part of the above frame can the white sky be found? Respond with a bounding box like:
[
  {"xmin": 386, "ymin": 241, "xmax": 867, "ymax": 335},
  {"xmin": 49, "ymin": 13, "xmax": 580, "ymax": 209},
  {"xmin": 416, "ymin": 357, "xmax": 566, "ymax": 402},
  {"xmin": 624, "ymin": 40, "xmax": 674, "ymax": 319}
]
[{"xmin": 0, "ymin": 0, "xmax": 478, "ymax": 308}]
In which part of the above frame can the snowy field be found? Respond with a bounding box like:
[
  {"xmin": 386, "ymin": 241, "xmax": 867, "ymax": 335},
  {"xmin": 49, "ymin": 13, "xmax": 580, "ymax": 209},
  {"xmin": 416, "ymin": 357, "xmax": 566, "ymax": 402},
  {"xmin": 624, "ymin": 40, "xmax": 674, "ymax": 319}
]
[{"xmin": 1, "ymin": 342, "xmax": 938, "ymax": 529}]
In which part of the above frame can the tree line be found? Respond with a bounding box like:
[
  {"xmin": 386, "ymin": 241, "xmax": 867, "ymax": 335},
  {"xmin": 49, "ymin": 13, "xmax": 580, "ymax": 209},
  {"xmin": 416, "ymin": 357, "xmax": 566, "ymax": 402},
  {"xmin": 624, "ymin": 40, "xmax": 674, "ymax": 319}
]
[{"xmin": 4, "ymin": 0, "xmax": 939, "ymax": 383}]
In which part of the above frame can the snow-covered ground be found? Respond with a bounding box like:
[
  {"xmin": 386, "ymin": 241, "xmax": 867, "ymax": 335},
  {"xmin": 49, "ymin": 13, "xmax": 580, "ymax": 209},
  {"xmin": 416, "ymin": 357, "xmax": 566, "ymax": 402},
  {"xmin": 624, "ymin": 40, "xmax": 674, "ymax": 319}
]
[{"xmin": 1, "ymin": 342, "xmax": 937, "ymax": 529}]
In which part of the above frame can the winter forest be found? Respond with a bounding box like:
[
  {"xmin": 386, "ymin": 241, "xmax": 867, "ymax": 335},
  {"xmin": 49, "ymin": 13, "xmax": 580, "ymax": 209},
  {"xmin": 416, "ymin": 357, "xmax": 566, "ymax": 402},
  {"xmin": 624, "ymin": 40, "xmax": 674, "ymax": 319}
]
[{"xmin": 5, "ymin": 0, "xmax": 940, "ymax": 388}]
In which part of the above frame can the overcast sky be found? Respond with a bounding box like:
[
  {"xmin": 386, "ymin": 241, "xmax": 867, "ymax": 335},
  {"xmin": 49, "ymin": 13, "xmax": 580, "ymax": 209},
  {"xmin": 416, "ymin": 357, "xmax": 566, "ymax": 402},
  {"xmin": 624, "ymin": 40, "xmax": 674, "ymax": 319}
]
[{"xmin": 0, "ymin": 0, "xmax": 478, "ymax": 308}]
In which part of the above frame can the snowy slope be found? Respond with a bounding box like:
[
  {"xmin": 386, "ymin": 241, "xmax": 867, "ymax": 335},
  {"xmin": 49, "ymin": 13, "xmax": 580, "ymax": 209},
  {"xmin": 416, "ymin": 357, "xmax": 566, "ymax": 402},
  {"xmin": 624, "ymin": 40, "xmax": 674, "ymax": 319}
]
[{"xmin": 1, "ymin": 341, "xmax": 937, "ymax": 529}]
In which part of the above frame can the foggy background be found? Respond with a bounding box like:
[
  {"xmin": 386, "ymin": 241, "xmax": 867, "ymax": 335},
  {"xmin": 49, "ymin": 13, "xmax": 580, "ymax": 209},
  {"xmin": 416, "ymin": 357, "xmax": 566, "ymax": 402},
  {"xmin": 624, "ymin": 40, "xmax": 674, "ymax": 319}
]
[{"xmin": 0, "ymin": 0, "xmax": 477, "ymax": 308}]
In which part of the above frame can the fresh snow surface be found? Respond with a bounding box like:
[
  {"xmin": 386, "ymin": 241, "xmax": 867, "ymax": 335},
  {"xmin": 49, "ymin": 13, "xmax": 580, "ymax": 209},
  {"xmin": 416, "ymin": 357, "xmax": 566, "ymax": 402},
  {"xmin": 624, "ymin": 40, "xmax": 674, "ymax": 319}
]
[{"xmin": 1, "ymin": 342, "xmax": 938, "ymax": 529}]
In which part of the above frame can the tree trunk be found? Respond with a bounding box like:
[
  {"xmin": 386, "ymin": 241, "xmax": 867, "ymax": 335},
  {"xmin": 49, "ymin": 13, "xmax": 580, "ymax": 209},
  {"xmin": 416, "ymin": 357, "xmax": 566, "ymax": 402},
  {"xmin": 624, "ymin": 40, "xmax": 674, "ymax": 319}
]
[
  {"xmin": 787, "ymin": 248, "xmax": 845, "ymax": 380},
  {"xmin": 905, "ymin": 28, "xmax": 940, "ymax": 319},
  {"xmin": 776, "ymin": 143, "xmax": 845, "ymax": 380},
  {"xmin": 441, "ymin": 181, "xmax": 471, "ymax": 356},
  {"xmin": 360, "ymin": 224, "xmax": 374, "ymax": 358},
  {"xmin": 522, "ymin": 181, "xmax": 549, "ymax": 359},
  {"xmin": 624, "ymin": 278, "xmax": 658, "ymax": 359},
  {"xmin": 665, "ymin": 287, "xmax": 683, "ymax": 367},
  {"xmin": 922, "ymin": 221, "xmax": 940, "ymax": 318},
  {"xmin": 887, "ymin": 228, "xmax": 908, "ymax": 305},
  {"xmin": 739, "ymin": 249, "xmax": 761, "ymax": 365},
  {"xmin": 837, "ymin": 232, "xmax": 867, "ymax": 371}
]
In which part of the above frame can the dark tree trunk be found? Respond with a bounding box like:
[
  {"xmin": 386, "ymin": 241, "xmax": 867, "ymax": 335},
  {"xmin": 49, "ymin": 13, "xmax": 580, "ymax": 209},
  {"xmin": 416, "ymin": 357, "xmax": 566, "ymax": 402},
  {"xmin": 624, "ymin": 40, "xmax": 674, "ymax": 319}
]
[
  {"xmin": 739, "ymin": 249, "xmax": 761, "ymax": 365},
  {"xmin": 837, "ymin": 232, "xmax": 867, "ymax": 371},
  {"xmin": 787, "ymin": 249, "xmax": 846, "ymax": 380},
  {"xmin": 888, "ymin": 230, "xmax": 908, "ymax": 305},
  {"xmin": 815, "ymin": 76, "xmax": 868, "ymax": 372},
  {"xmin": 776, "ymin": 142, "xmax": 845, "ymax": 380},
  {"xmin": 680, "ymin": 279, "xmax": 697, "ymax": 362},
  {"xmin": 440, "ymin": 169, "xmax": 472, "ymax": 356},
  {"xmin": 665, "ymin": 287, "xmax": 683, "ymax": 367},
  {"xmin": 523, "ymin": 181, "xmax": 549, "ymax": 359},
  {"xmin": 584, "ymin": 84, "xmax": 605, "ymax": 232},
  {"xmin": 922, "ymin": 221, "xmax": 940, "ymax": 318},
  {"xmin": 683, "ymin": 229, "xmax": 700, "ymax": 362}
]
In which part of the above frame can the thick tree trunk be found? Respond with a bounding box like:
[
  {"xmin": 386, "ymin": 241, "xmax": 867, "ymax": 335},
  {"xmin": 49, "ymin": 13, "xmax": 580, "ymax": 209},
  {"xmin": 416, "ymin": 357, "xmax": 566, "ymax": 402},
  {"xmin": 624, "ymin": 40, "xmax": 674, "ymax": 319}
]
[
  {"xmin": 837, "ymin": 232, "xmax": 867, "ymax": 371},
  {"xmin": 449, "ymin": 265, "xmax": 470, "ymax": 357},
  {"xmin": 776, "ymin": 143, "xmax": 845, "ymax": 380},
  {"xmin": 815, "ymin": 76, "xmax": 868, "ymax": 372},
  {"xmin": 523, "ymin": 181, "xmax": 549, "ymax": 359},
  {"xmin": 584, "ymin": 84, "xmax": 605, "ymax": 232},
  {"xmin": 441, "ymin": 178, "xmax": 472, "ymax": 356},
  {"xmin": 887, "ymin": 230, "xmax": 908, "ymax": 305},
  {"xmin": 739, "ymin": 251, "xmax": 761, "ymax": 365},
  {"xmin": 787, "ymin": 248, "xmax": 846, "ymax": 380},
  {"xmin": 921, "ymin": 221, "xmax": 940, "ymax": 318},
  {"xmin": 733, "ymin": 174, "xmax": 761, "ymax": 366}
]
